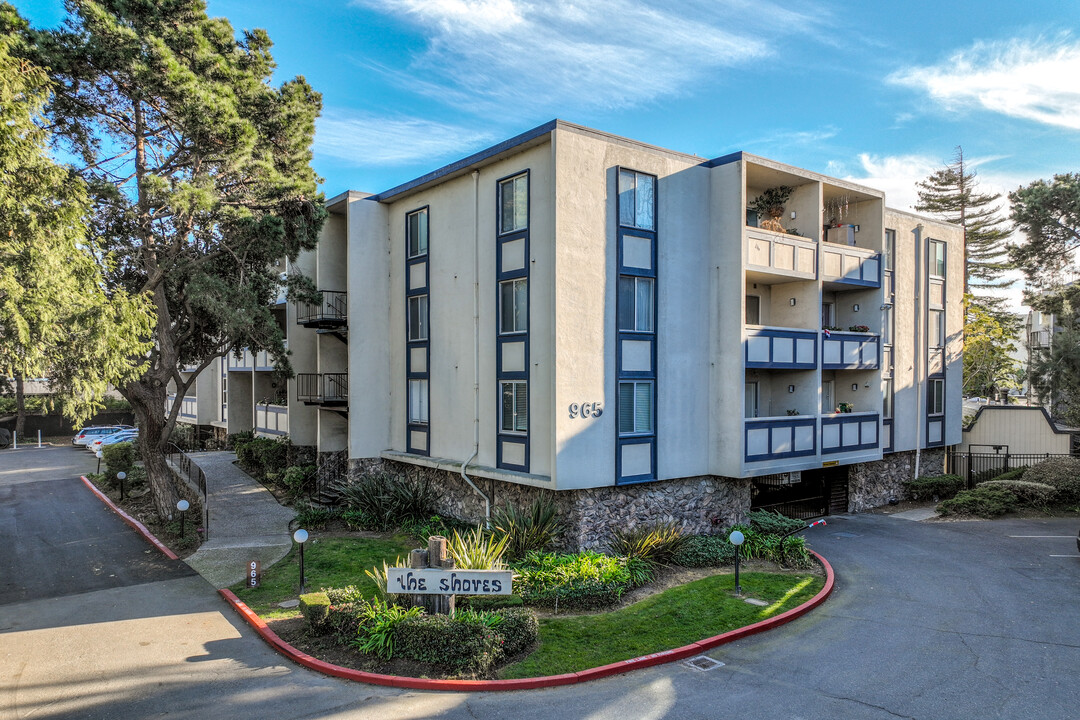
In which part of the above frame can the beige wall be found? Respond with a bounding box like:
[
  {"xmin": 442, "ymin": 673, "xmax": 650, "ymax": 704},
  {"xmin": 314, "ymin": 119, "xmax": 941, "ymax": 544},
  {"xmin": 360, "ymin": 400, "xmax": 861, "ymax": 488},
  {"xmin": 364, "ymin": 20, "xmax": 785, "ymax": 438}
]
[{"xmin": 961, "ymin": 406, "xmax": 1072, "ymax": 455}]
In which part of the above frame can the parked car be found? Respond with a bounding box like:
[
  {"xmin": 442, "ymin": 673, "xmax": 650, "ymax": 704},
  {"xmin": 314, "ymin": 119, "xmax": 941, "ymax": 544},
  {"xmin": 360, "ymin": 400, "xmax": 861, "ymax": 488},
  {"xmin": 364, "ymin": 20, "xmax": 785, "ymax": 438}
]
[
  {"xmin": 88, "ymin": 429, "xmax": 139, "ymax": 453},
  {"xmin": 72, "ymin": 425, "xmax": 132, "ymax": 446}
]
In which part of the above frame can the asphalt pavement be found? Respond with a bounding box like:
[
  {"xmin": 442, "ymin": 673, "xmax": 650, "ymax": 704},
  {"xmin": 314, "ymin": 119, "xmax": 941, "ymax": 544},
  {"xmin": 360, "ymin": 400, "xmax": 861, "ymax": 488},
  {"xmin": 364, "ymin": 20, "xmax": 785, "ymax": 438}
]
[{"xmin": 2, "ymin": 444, "xmax": 1078, "ymax": 720}]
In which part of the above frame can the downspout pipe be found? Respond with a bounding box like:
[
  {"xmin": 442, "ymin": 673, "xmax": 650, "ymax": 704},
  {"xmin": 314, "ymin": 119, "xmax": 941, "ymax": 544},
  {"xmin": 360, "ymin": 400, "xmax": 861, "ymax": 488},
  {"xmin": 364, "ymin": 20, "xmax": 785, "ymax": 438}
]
[
  {"xmin": 461, "ymin": 169, "xmax": 491, "ymax": 527},
  {"xmin": 913, "ymin": 224, "xmax": 924, "ymax": 481}
]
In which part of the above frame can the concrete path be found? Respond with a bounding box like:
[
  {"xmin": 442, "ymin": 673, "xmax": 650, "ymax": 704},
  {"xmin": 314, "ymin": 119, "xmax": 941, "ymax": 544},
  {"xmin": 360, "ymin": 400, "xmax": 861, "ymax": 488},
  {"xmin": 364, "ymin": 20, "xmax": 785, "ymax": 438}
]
[{"xmin": 179, "ymin": 451, "xmax": 295, "ymax": 589}]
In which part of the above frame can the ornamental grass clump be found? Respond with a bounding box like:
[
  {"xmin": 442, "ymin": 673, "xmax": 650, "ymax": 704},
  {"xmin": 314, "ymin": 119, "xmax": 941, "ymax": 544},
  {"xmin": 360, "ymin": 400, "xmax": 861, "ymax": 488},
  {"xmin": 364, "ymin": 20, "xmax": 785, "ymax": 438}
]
[
  {"xmin": 335, "ymin": 473, "xmax": 438, "ymax": 530},
  {"xmin": 352, "ymin": 598, "xmax": 423, "ymax": 659},
  {"xmin": 609, "ymin": 521, "xmax": 687, "ymax": 566},
  {"xmin": 492, "ymin": 495, "xmax": 563, "ymax": 560},
  {"xmin": 448, "ymin": 526, "xmax": 509, "ymax": 570}
]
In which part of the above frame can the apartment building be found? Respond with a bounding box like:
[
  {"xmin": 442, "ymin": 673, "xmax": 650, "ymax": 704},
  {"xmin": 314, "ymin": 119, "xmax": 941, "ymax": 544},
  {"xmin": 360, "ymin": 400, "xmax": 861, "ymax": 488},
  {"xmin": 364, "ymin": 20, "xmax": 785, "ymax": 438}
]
[{"xmin": 170, "ymin": 120, "xmax": 963, "ymax": 548}]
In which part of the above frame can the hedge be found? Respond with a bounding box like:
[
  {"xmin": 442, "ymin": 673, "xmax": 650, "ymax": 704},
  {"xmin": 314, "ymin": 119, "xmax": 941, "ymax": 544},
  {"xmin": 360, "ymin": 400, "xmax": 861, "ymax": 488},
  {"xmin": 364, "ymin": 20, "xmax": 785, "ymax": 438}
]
[{"xmin": 903, "ymin": 474, "xmax": 964, "ymax": 501}]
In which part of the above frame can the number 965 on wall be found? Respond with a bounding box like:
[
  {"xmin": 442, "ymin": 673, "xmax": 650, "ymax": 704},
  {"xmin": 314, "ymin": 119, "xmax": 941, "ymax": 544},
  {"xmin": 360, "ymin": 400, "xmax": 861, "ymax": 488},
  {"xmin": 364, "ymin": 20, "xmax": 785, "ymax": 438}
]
[{"xmin": 568, "ymin": 402, "xmax": 603, "ymax": 419}]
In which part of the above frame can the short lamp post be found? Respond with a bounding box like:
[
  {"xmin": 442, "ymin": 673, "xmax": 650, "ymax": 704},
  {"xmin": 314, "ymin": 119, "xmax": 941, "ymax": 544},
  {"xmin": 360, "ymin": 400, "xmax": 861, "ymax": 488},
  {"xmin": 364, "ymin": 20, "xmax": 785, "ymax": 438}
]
[
  {"xmin": 293, "ymin": 528, "xmax": 309, "ymax": 593},
  {"xmin": 117, "ymin": 471, "xmax": 127, "ymax": 501},
  {"xmin": 177, "ymin": 499, "xmax": 190, "ymax": 539},
  {"xmin": 729, "ymin": 529, "xmax": 745, "ymax": 596},
  {"xmin": 95, "ymin": 450, "xmax": 104, "ymax": 474}
]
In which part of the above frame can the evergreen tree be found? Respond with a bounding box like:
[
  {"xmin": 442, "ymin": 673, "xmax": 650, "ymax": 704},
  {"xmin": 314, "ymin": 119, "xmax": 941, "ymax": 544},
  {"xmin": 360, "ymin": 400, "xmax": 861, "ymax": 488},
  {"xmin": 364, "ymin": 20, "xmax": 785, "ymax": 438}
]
[
  {"xmin": 1009, "ymin": 173, "xmax": 1080, "ymax": 290},
  {"xmin": 0, "ymin": 3, "xmax": 152, "ymax": 437},
  {"xmin": 961, "ymin": 296, "xmax": 1020, "ymax": 399},
  {"xmin": 916, "ymin": 146, "xmax": 1013, "ymax": 295},
  {"xmin": 24, "ymin": 0, "xmax": 327, "ymax": 520}
]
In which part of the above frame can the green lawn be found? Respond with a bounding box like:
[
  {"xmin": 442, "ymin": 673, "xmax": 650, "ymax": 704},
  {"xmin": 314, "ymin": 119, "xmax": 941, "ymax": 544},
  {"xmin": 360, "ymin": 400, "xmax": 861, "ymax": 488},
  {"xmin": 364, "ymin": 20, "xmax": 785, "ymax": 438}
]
[
  {"xmin": 499, "ymin": 571, "xmax": 823, "ymax": 678},
  {"xmin": 230, "ymin": 535, "xmax": 415, "ymax": 617}
]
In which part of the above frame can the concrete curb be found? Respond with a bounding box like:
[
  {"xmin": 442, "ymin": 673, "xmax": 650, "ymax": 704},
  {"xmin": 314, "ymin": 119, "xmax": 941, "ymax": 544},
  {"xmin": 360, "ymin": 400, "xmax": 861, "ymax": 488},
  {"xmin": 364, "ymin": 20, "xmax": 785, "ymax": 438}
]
[
  {"xmin": 80, "ymin": 475, "xmax": 180, "ymax": 561},
  {"xmin": 218, "ymin": 550, "xmax": 835, "ymax": 692}
]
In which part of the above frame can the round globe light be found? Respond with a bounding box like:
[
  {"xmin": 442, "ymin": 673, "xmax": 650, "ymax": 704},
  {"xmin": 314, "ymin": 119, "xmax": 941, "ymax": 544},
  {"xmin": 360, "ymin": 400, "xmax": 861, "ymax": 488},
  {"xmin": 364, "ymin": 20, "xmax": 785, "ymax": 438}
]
[
  {"xmin": 116, "ymin": 471, "xmax": 127, "ymax": 480},
  {"xmin": 729, "ymin": 530, "xmax": 745, "ymax": 546},
  {"xmin": 96, "ymin": 451, "xmax": 103, "ymax": 458},
  {"xmin": 176, "ymin": 499, "xmax": 190, "ymax": 512},
  {"xmin": 293, "ymin": 528, "xmax": 309, "ymax": 544}
]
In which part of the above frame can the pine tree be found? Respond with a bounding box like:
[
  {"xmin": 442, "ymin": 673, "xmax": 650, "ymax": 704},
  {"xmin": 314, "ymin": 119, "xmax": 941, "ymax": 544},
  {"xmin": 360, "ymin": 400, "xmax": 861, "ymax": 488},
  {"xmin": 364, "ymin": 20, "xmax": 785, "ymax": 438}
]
[
  {"xmin": 1009, "ymin": 173, "xmax": 1080, "ymax": 289},
  {"xmin": 916, "ymin": 147, "xmax": 1013, "ymax": 295},
  {"xmin": 24, "ymin": 0, "xmax": 327, "ymax": 520}
]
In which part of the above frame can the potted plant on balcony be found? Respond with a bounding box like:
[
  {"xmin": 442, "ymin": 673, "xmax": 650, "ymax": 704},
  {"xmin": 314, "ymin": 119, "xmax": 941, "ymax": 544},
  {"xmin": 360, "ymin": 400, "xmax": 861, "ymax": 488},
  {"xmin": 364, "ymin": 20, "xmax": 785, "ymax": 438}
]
[
  {"xmin": 749, "ymin": 185, "xmax": 794, "ymax": 233},
  {"xmin": 848, "ymin": 324, "xmax": 870, "ymax": 333},
  {"xmin": 837, "ymin": 402, "xmax": 853, "ymax": 413}
]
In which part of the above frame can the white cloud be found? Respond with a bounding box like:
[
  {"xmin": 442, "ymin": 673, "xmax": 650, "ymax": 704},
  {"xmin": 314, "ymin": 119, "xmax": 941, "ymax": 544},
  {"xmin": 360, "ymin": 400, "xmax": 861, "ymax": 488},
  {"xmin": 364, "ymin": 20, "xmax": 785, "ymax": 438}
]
[
  {"xmin": 888, "ymin": 35, "xmax": 1080, "ymax": 130},
  {"xmin": 355, "ymin": 0, "xmax": 822, "ymax": 112},
  {"xmin": 314, "ymin": 112, "xmax": 495, "ymax": 165}
]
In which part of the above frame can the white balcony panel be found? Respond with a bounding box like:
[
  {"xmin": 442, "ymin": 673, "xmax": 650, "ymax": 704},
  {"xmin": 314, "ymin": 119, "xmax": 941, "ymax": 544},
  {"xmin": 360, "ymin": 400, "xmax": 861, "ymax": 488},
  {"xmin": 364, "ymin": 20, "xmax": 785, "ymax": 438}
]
[
  {"xmin": 842, "ymin": 422, "xmax": 860, "ymax": 446},
  {"xmin": 794, "ymin": 424, "xmax": 815, "ymax": 451},
  {"xmin": 747, "ymin": 336, "xmax": 771, "ymax": 363},
  {"xmin": 822, "ymin": 423, "xmax": 841, "ymax": 449},
  {"xmin": 824, "ymin": 341, "xmax": 842, "ymax": 365},
  {"xmin": 844, "ymin": 340, "xmax": 860, "ymax": 364},
  {"xmin": 860, "ymin": 421, "xmax": 877, "ymax": 444},
  {"xmin": 747, "ymin": 427, "xmax": 770, "ymax": 456},
  {"xmin": 773, "ymin": 337, "xmax": 793, "ymax": 364},
  {"xmin": 770, "ymin": 430, "xmax": 791, "ymax": 454},
  {"xmin": 796, "ymin": 338, "xmax": 815, "ymax": 365}
]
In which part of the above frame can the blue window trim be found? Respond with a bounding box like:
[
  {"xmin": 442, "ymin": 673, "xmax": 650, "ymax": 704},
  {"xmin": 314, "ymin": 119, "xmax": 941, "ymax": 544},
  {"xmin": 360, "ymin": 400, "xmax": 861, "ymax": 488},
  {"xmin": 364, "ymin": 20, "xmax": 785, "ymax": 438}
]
[
  {"xmin": 744, "ymin": 329, "xmax": 818, "ymax": 370},
  {"xmin": 821, "ymin": 413, "xmax": 881, "ymax": 454},
  {"xmin": 882, "ymin": 418, "xmax": 894, "ymax": 453},
  {"xmin": 615, "ymin": 166, "xmax": 658, "ymax": 486},
  {"xmin": 406, "ymin": 205, "xmax": 430, "ymax": 456},
  {"xmin": 496, "ymin": 170, "xmax": 530, "ymax": 472},
  {"xmin": 743, "ymin": 417, "xmax": 817, "ymax": 462},
  {"xmin": 925, "ymin": 378, "xmax": 946, "ymax": 448}
]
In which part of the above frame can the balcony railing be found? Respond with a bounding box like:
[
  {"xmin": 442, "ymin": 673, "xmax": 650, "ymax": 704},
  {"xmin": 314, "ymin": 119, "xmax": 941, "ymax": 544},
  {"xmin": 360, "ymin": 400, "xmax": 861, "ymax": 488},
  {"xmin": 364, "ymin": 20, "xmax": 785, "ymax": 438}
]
[
  {"xmin": 744, "ymin": 416, "xmax": 817, "ymax": 462},
  {"xmin": 167, "ymin": 393, "xmax": 198, "ymax": 419},
  {"xmin": 745, "ymin": 227, "xmax": 817, "ymax": 280},
  {"xmin": 297, "ymin": 290, "xmax": 347, "ymax": 328},
  {"xmin": 820, "ymin": 245, "xmax": 880, "ymax": 287},
  {"xmin": 822, "ymin": 412, "xmax": 880, "ymax": 454},
  {"xmin": 745, "ymin": 326, "xmax": 817, "ymax": 369},
  {"xmin": 227, "ymin": 348, "xmax": 255, "ymax": 371},
  {"xmin": 297, "ymin": 373, "xmax": 348, "ymax": 406},
  {"xmin": 256, "ymin": 403, "xmax": 289, "ymax": 436},
  {"xmin": 822, "ymin": 332, "xmax": 879, "ymax": 370}
]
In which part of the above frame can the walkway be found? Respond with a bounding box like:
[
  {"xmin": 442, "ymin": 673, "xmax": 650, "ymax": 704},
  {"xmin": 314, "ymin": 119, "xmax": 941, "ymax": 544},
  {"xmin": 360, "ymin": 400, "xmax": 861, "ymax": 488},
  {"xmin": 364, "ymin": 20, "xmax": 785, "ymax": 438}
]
[{"xmin": 179, "ymin": 451, "xmax": 296, "ymax": 589}]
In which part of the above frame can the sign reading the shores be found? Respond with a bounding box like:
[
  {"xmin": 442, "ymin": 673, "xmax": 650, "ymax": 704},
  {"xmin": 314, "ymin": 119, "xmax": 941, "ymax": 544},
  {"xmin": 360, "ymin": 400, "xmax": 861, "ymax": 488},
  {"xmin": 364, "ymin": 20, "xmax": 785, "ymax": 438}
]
[{"xmin": 386, "ymin": 568, "xmax": 513, "ymax": 595}]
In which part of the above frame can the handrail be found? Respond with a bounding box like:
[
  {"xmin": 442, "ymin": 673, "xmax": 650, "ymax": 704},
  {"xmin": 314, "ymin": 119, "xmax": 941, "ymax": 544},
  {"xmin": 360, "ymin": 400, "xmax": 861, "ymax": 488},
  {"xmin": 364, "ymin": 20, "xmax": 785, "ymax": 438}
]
[{"xmin": 166, "ymin": 441, "xmax": 209, "ymax": 539}]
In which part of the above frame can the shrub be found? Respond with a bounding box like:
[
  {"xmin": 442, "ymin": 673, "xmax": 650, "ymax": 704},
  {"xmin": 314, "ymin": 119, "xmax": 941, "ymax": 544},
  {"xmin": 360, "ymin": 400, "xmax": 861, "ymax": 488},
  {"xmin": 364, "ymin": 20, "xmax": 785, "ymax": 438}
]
[
  {"xmin": 364, "ymin": 557, "xmax": 405, "ymax": 605},
  {"xmin": 299, "ymin": 592, "xmax": 331, "ymax": 630},
  {"xmin": 491, "ymin": 495, "xmax": 563, "ymax": 560},
  {"xmin": 325, "ymin": 602, "xmax": 361, "ymax": 643},
  {"xmin": 234, "ymin": 437, "xmax": 258, "ymax": 470},
  {"xmin": 394, "ymin": 611, "xmax": 504, "ymax": 673},
  {"xmin": 609, "ymin": 521, "xmax": 687, "ymax": 565},
  {"xmin": 672, "ymin": 534, "xmax": 736, "ymax": 567},
  {"xmin": 978, "ymin": 480, "xmax": 1056, "ymax": 508},
  {"xmin": 903, "ymin": 474, "xmax": 965, "ymax": 501},
  {"xmin": 986, "ymin": 467, "xmax": 1028, "ymax": 483},
  {"xmin": 252, "ymin": 437, "xmax": 289, "ymax": 476},
  {"xmin": 1021, "ymin": 457, "xmax": 1080, "ymax": 505},
  {"xmin": 457, "ymin": 594, "xmax": 524, "ymax": 612},
  {"xmin": 494, "ymin": 607, "xmax": 539, "ymax": 657},
  {"xmin": 448, "ymin": 526, "xmax": 509, "ymax": 570},
  {"xmin": 512, "ymin": 551, "xmax": 637, "ymax": 610},
  {"xmin": 938, "ymin": 486, "xmax": 1018, "ymax": 518},
  {"xmin": 727, "ymin": 524, "xmax": 813, "ymax": 568},
  {"xmin": 353, "ymin": 598, "xmax": 423, "ymax": 658},
  {"xmin": 336, "ymin": 473, "xmax": 437, "ymax": 531},
  {"xmin": 103, "ymin": 441, "xmax": 136, "ymax": 478},
  {"xmin": 292, "ymin": 501, "xmax": 338, "ymax": 530},
  {"xmin": 401, "ymin": 514, "xmax": 474, "ymax": 543},
  {"xmin": 748, "ymin": 510, "xmax": 806, "ymax": 536},
  {"xmin": 323, "ymin": 585, "xmax": 363, "ymax": 605},
  {"xmin": 281, "ymin": 464, "xmax": 315, "ymax": 500}
]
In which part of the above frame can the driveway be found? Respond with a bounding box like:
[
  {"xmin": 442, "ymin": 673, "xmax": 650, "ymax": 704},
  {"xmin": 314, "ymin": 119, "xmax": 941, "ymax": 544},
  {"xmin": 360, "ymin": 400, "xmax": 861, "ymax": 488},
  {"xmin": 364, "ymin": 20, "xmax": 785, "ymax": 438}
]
[{"xmin": 2, "ymin": 446, "xmax": 1078, "ymax": 719}]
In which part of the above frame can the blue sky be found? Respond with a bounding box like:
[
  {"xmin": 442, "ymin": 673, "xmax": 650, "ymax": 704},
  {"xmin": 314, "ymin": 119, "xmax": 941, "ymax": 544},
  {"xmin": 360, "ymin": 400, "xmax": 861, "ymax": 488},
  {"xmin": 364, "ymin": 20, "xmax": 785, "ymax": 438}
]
[{"xmin": 16, "ymin": 1, "xmax": 1080, "ymax": 309}]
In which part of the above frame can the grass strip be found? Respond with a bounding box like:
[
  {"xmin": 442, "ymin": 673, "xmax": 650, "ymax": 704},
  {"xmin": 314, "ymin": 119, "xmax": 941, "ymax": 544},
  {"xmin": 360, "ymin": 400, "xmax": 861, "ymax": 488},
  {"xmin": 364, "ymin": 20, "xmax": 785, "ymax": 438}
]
[
  {"xmin": 230, "ymin": 535, "xmax": 415, "ymax": 617},
  {"xmin": 499, "ymin": 571, "xmax": 823, "ymax": 678}
]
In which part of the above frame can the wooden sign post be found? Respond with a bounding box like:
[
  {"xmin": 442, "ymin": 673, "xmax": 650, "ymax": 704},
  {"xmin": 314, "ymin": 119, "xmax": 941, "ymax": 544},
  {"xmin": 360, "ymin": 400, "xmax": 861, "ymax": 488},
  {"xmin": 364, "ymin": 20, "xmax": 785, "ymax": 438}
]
[{"xmin": 387, "ymin": 536, "xmax": 513, "ymax": 616}]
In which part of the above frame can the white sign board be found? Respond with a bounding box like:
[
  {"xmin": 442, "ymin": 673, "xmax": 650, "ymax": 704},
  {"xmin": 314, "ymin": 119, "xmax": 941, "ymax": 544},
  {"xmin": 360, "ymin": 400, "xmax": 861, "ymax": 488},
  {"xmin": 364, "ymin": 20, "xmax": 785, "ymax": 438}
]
[{"xmin": 386, "ymin": 568, "xmax": 513, "ymax": 595}]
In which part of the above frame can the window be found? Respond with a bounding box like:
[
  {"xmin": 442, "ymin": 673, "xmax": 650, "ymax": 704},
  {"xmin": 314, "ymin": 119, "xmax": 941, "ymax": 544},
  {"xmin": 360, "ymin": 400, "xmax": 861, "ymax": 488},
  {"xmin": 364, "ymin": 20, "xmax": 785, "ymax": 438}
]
[
  {"xmin": 617, "ymin": 276, "xmax": 654, "ymax": 332},
  {"xmin": 883, "ymin": 305, "xmax": 894, "ymax": 346},
  {"xmin": 618, "ymin": 169, "xmax": 656, "ymax": 230},
  {"xmin": 618, "ymin": 381, "xmax": 653, "ymax": 434},
  {"xmin": 929, "ymin": 378, "xmax": 944, "ymax": 415},
  {"xmin": 884, "ymin": 229, "xmax": 895, "ymax": 271},
  {"xmin": 745, "ymin": 382, "xmax": 759, "ymax": 419},
  {"xmin": 883, "ymin": 378, "xmax": 894, "ymax": 419},
  {"xmin": 499, "ymin": 174, "xmax": 528, "ymax": 234},
  {"xmin": 500, "ymin": 278, "xmax": 527, "ymax": 334},
  {"xmin": 409, "ymin": 379, "xmax": 429, "ymax": 423},
  {"xmin": 408, "ymin": 295, "xmax": 428, "ymax": 341},
  {"xmin": 928, "ymin": 308, "xmax": 944, "ymax": 347},
  {"xmin": 930, "ymin": 240, "xmax": 946, "ymax": 277},
  {"xmin": 500, "ymin": 381, "xmax": 527, "ymax": 433},
  {"xmin": 407, "ymin": 208, "xmax": 428, "ymax": 257},
  {"xmin": 821, "ymin": 302, "xmax": 834, "ymax": 328},
  {"xmin": 745, "ymin": 295, "xmax": 761, "ymax": 325},
  {"xmin": 221, "ymin": 377, "xmax": 227, "ymax": 406}
]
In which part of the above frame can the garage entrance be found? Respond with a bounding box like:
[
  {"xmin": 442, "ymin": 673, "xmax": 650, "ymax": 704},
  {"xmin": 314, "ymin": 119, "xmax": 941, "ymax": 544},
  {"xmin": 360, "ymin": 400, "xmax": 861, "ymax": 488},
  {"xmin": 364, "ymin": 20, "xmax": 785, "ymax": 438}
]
[{"xmin": 750, "ymin": 465, "xmax": 849, "ymax": 519}]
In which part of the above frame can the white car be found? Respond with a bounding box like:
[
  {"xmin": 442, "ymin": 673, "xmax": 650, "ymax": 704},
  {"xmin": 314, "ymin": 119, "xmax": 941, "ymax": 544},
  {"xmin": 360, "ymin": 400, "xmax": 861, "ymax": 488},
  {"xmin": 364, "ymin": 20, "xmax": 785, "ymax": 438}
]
[
  {"xmin": 73, "ymin": 425, "xmax": 132, "ymax": 446},
  {"xmin": 88, "ymin": 429, "xmax": 139, "ymax": 453}
]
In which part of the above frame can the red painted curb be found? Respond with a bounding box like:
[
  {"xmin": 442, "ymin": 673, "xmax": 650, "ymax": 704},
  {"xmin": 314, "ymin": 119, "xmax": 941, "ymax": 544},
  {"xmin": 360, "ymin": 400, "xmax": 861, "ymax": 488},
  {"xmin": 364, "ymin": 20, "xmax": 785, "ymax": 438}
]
[
  {"xmin": 219, "ymin": 550, "xmax": 835, "ymax": 692},
  {"xmin": 80, "ymin": 475, "xmax": 179, "ymax": 560}
]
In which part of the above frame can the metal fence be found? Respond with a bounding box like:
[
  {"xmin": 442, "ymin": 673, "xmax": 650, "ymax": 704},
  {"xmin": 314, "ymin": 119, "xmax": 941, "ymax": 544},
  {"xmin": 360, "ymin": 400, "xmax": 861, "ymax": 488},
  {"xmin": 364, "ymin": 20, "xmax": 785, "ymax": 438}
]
[
  {"xmin": 168, "ymin": 443, "xmax": 209, "ymax": 538},
  {"xmin": 946, "ymin": 450, "xmax": 1073, "ymax": 489}
]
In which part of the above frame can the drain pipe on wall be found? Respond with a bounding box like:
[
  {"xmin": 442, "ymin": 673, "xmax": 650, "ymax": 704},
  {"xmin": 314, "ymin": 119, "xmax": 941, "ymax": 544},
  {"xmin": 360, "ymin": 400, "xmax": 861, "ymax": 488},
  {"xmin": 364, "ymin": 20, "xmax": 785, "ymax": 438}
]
[
  {"xmin": 461, "ymin": 169, "xmax": 491, "ymax": 527},
  {"xmin": 912, "ymin": 224, "xmax": 924, "ymax": 481}
]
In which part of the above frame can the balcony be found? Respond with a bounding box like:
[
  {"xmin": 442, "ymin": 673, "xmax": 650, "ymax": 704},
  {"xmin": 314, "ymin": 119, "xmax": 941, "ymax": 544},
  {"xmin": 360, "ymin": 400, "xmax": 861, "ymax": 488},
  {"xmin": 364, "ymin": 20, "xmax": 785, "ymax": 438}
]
[
  {"xmin": 167, "ymin": 393, "xmax": 198, "ymax": 420},
  {"xmin": 820, "ymin": 245, "xmax": 880, "ymax": 288},
  {"xmin": 297, "ymin": 290, "xmax": 347, "ymax": 329},
  {"xmin": 297, "ymin": 373, "xmax": 348, "ymax": 407},
  {"xmin": 227, "ymin": 348, "xmax": 255, "ymax": 371},
  {"xmin": 822, "ymin": 332, "xmax": 879, "ymax": 370},
  {"xmin": 256, "ymin": 403, "xmax": 289, "ymax": 436},
  {"xmin": 745, "ymin": 416, "xmax": 817, "ymax": 462},
  {"xmin": 822, "ymin": 412, "xmax": 879, "ymax": 454},
  {"xmin": 745, "ymin": 227, "xmax": 817, "ymax": 282},
  {"xmin": 745, "ymin": 327, "xmax": 817, "ymax": 369}
]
